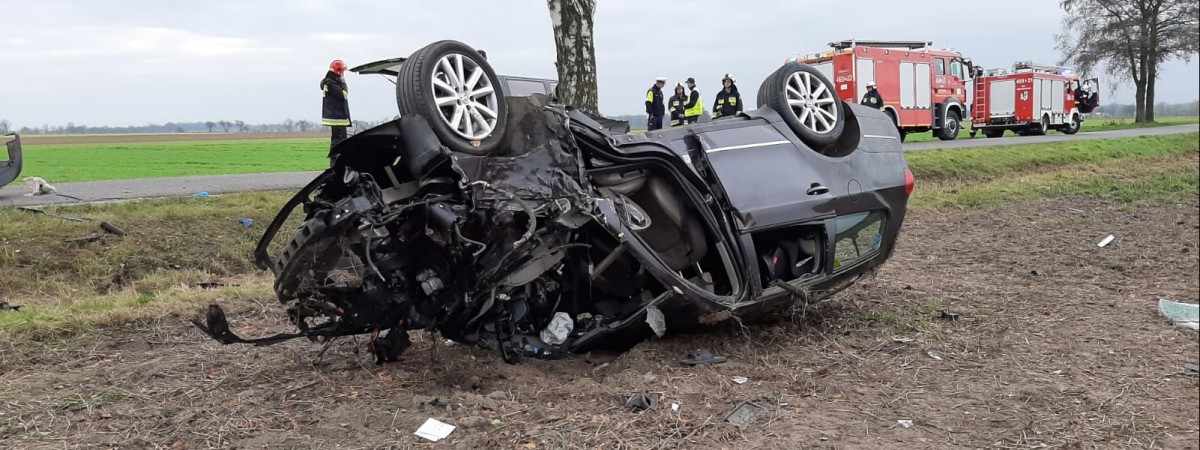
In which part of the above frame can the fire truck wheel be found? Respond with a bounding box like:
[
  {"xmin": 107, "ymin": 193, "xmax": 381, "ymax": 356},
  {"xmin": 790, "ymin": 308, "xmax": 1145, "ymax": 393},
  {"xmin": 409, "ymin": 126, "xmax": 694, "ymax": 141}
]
[
  {"xmin": 1028, "ymin": 115, "xmax": 1049, "ymax": 136},
  {"xmin": 1062, "ymin": 115, "xmax": 1081, "ymax": 135},
  {"xmin": 762, "ymin": 62, "xmax": 845, "ymax": 148},
  {"xmin": 983, "ymin": 129, "xmax": 1004, "ymax": 138},
  {"xmin": 937, "ymin": 110, "xmax": 961, "ymax": 141}
]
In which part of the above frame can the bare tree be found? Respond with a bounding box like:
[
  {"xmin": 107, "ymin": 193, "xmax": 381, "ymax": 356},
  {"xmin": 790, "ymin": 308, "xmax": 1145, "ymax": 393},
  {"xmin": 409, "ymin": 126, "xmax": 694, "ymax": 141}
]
[
  {"xmin": 205, "ymin": 121, "xmax": 215, "ymax": 132},
  {"xmin": 1057, "ymin": 0, "xmax": 1199, "ymax": 122},
  {"xmin": 0, "ymin": 119, "xmax": 10, "ymax": 134},
  {"xmin": 235, "ymin": 120, "xmax": 247, "ymax": 132},
  {"xmin": 547, "ymin": 0, "xmax": 598, "ymax": 114},
  {"xmin": 218, "ymin": 120, "xmax": 231, "ymax": 132},
  {"xmin": 283, "ymin": 119, "xmax": 295, "ymax": 132},
  {"xmin": 297, "ymin": 119, "xmax": 312, "ymax": 132}
]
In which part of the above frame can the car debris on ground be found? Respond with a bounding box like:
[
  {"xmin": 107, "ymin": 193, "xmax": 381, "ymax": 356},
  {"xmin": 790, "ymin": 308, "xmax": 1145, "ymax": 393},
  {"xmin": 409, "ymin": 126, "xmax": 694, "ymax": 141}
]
[
  {"xmin": 1158, "ymin": 298, "xmax": 1199, "ymax": 330},
  {"xmin": 0, "ymin": 301, "xmax": 23, "ymax": 312},
  {"xmin": 723, "ymin": 401, "xmax": 766, "ymax": 428},
  {"xmin": 413, "ymin": 418, "xmax": 456, "ymax": 442},
  {"xmin": 681, "ymin": 348, "xmax": 727, "ymax": 366}
]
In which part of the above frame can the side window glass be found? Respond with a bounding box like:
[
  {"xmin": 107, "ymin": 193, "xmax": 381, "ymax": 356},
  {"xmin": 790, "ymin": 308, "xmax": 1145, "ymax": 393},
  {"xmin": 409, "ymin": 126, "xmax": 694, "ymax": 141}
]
[
  {"xmin": 935, "ymin": 58, "xmax": 946, "ymax": 76},
  {"xmin": 950, "ymin": 61, "xmax": 963, "ymax": 78}
]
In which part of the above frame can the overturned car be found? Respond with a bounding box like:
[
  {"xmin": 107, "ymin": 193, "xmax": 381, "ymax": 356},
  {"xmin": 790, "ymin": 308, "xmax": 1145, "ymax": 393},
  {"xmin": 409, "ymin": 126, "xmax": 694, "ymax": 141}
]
[{"xmin": 194, "ymin": 40, "xmax": 915, "ymax": 364}]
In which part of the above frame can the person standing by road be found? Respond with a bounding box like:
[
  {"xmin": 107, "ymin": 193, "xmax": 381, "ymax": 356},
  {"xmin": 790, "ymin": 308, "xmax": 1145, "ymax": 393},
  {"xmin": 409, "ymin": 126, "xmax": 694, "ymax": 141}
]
[
  {"xmin": 860, "ymin": 81, "xmax": 884, "ymax": 109},
  {"xmin": 711, "ymin": 73, "xmax": 742, "ymax": 120},
  {"xmin": 683, "ymin": 77, "xmax": 703, "ymax": 124},
  {"xmin": 669, "ymin": 82, "xmax": 688, "ymax": 127},
  {"xmin": 645, "ymin": 77, "xmax": 667, "ymax": 131},
  {"xmin": 321, "ymin": 59, "xmax": 352, "ymax": 156}
]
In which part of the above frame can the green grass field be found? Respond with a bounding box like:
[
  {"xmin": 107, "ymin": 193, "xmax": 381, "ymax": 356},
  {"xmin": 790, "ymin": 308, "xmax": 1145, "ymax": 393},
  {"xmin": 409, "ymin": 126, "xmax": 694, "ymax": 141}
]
[
  {"xmin": 19, "ymin": 138, "xmax": 329, "ymax": 183},
  {"xmin": 2, "ymin": 133, "xmax": 1196, "ymax": 339}
]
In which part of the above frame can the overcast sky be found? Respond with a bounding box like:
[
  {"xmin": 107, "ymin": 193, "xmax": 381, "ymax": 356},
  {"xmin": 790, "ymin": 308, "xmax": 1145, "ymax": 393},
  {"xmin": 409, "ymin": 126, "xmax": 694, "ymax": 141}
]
[{"xmin": 2, "ymin": 0, "xmax": 1197, "ymax": 129}]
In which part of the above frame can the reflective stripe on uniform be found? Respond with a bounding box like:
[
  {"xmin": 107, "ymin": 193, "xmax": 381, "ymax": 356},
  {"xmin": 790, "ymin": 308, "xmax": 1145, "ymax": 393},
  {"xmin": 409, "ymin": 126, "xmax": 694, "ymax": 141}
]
[
  {"xmin": 322, "ymin": 119, "xmax": 351, "ymax": 126},
  {"xmin": 646, "ymin": 90, "xmax": 654, "ymax": 102}
]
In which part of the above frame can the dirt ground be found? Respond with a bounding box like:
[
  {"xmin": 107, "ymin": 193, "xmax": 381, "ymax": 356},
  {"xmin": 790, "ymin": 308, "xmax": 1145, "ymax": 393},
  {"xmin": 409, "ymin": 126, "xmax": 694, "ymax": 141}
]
[{"xmin": 2, "ymin": 197, "xmax": 1197, "ymax": 450}]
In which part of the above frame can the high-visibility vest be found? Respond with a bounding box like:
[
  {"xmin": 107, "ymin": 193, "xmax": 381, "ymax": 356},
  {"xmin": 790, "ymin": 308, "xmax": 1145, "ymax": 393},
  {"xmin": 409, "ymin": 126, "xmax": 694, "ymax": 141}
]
[{"xmin": 685, "ymin": 90, "xmax": 703, "ymax": 117}]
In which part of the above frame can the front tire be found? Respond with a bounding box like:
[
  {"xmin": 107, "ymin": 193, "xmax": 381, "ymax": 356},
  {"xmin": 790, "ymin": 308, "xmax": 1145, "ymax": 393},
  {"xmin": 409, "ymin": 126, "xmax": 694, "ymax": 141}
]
[
  {"xmin": 1028, "ymin": 115, "xmax": 1049, "ymax": 136},
  {"xmin": 937, "ymin": 110, "xmax": 961, "ymax": 141},
  {"xmin": 1062, "ymin": 115, "xmax": 1081, "ymax": 135},
  {"xmin": 395, "ymin": 40, "xmax": 508, "ymax": 156},
  {"xmin": 761, "ymin": 62, "xmax": 845, "ymax": 148}
]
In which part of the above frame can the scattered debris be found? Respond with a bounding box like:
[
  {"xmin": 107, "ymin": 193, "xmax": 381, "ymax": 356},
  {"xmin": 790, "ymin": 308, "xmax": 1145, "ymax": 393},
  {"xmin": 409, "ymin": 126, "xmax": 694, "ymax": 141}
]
[
  {"xmin": 625, "ymin": 391, "xmax": 660, "ymax": 412},
  {"xmin": 722, "ymin": 401, "xmax": 766, "ymax": 428},
  {"xmin": 681, "ymin": 348, "xmax": 727, "ymax": 366},
  {"xmin": 645, "ymin": 305, "xmax": 666, "ymax": 337},
  {"xmin": 0, "ymin": 301, "xmax": 23, "ymax": 312},
  {"xmin": 539, "ymin": 311, "xmax": 573, "ymax": 345},
  {"xmin": 413, "ymin": 418, "xmax": 456, "ymax": 442},
  {"xmin": 892, "ymin": 337, "xmax": 915, "ymax": 344},
  {"xmin": 1097, "ymin": 234, "xmax": 1115, "ymax": 248},
  {"xmin": 1181, "ymin": 363, "xmax": 1199, "ymax": 378},
  {"xmin": 194, "ymin": 282, "xmax": 239, "ymax": 289},
  {"xmin": 671, "ymin": 402, "xmax": 680, "ymax": 412},
  {"xmin": 1029, "ymin": 270, "xmax": 1041, "ymax": 276},
  {"xmin": 939, "ymin": 310, "xmax": 960, "ymax": 321},
  {"xmin": 490, "ymin": 419, "xmax": 502, "ymax": 427},
  {"xmin": 237, "ymin": 218, "xmax": 254, "ymax": 228},
  {"xmin": 642, "ymin": 372, "xmax": 656, "ymax": 382},
  {"xmin": 63, "ymin": 233, "xmax": 102, "ymax": 244},
  {"xmin": 23, "ymin": 176, "xmax": 57, "ymax": 196},
  {"xmin": 17, "ymin": 206, "xmax": 87, "ymax": 222},
  {"xmin": 731, "ymin": 376, "xmax": 749, "ymax": 385},
  {"xmin": 100, "ymin": 221, "xmax": 126, "ymax": 236},
  {"xmin": 927, "ymin": 351, "xmax": 943, "ymax": 361},
  {"xmin": 897, "ymin": 419, "xmax": 914, "ymax": 428},
  {"xmin": 193, "ymin": 191, "xmax": 210, "ymax": 197},
  {"xmin": 1158, "ymin": 298, "xmax": 1199, "ymax": 330}
]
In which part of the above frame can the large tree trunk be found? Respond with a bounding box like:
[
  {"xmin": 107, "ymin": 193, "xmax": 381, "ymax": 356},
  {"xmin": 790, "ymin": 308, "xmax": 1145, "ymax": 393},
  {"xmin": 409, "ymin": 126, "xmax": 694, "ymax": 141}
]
[
  {"xmin": 1135, "ymin": 52, "xmax": 1149, "ymax": 122},
  {"xmin": 547, "ymin": 0, "xmax": 599, "ymax": 114},
  {"xmin": 1145, "ymin": 62, "xmax": 1158, "ymax": 122}
]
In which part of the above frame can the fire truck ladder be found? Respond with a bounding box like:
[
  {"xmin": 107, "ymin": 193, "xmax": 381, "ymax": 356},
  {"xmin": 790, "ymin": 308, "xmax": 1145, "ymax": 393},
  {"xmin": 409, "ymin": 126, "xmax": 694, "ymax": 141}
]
[
  {"xmin": 973, "ymin": 79, "xmax": 987, "ymax": 120},
  {"xmin": 828, "ymin": 39, "xmax": 932, "ymax": 50},
  {"xmin": 1013, "ymin": 61, "xmax": 1066, "ymax": 74}
]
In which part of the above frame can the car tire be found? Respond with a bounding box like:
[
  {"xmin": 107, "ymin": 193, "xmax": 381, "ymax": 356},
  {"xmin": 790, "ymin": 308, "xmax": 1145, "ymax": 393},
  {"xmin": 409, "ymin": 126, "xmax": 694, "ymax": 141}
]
[
  {"xmin": 937, "ymin": 110, "xmax": 961, "ymax": 141},
  {"xmin": 761, "ymin": 62, "xmax": 845, "ymax": 148},
  {"xmin": 395, "ymin": 40, "xmax": 508, "ymax": 156},
  {"xmin": 1062, "ymin": 115, "xmax": 1081, "ymax": 135}
]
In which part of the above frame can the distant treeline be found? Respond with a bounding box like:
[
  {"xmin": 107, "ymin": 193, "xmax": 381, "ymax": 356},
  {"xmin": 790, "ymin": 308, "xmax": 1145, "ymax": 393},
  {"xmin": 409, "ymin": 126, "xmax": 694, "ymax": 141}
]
[{"xmin": 2, "ymin": 100, "xmax": 1195, "ymax": 135}]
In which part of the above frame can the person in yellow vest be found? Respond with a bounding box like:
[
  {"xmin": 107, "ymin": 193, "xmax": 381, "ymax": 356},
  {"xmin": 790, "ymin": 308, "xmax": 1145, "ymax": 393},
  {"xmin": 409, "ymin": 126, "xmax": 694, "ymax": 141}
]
[
  {"xmin": 683, "ymin": 77, "xmax": 703, "ymax": 124},
  {"xmin": 321, "ymin": 60, "xmax": 351, "ymax": 153},
  {"xmin": 711, "ymin": 73, "xmax": 742, "ymax": 120}
]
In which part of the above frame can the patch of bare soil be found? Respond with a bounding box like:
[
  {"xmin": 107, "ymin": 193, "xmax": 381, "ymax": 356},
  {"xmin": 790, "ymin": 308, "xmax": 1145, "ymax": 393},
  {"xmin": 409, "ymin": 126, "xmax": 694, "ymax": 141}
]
[{"xmin": 2, "ymin": 197, "xmax": 1197, "ymax": 449}]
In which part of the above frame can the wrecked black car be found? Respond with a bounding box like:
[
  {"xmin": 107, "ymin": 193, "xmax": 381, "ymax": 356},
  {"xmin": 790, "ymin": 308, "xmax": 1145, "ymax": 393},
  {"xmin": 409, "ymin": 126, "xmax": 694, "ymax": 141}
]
[
  {"xmin": 194, "ymin": 40, "xmax": 915, "ymax": 364},
  {"xmin": 1, "ymin": 134, "xmax": 22, "ymax": 189}
]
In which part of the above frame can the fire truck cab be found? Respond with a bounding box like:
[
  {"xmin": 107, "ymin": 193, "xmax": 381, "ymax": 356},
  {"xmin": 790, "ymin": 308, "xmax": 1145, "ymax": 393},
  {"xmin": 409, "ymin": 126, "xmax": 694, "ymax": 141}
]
[
  {"xmin": 969, "ymin": 61, "xmax": 1100, "ymax": 138},
  {"xmin": 792, "ymin": 39, "xmax": 977, "ymax": 142}
]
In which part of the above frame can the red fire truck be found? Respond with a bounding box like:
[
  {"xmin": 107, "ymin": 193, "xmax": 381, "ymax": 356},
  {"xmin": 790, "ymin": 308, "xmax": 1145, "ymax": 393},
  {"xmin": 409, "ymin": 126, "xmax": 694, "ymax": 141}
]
[
  {"xmin": 968, "ymin": 61, "xmax": 1100, "ymax": 138},
  {"xmin": 791, "ymin": 39, "xmax": 978, "ymax": 141}
]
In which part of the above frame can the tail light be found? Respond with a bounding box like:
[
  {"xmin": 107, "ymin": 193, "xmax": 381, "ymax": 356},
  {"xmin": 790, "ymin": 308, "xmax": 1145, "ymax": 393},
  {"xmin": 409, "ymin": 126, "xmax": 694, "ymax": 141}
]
[{"xmin": 904, "ymin": 167, "xmax": 915, "ymax": 195}]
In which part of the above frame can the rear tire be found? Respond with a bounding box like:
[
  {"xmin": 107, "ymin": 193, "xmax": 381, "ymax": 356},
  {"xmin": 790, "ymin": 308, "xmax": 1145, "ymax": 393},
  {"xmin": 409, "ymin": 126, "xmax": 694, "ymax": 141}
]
[
  {"xmin": 761, "ymin": 62, "xmax": 845, "ymax": 148},
  {"xmin": 983, "ymin": 129, "xmax": 1004, "ymax": 138},
  {"xmin": 1028, "ymin": 115, "xmax": 1049, "ymax": 136},
  {"xmin": 395, "ymin": 40, "xmax": 508, "ymax": 156},
  {"xmin": 937, "ymin": 110, "xmax": 961, "ymax": 141}
]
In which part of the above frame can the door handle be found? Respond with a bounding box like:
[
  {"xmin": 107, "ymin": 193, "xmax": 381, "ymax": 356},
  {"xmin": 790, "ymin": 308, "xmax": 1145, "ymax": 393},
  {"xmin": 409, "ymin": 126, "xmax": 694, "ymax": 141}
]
[{"xmin": 806, "ymin": 183, "xmax": 829, "ymax": 196}]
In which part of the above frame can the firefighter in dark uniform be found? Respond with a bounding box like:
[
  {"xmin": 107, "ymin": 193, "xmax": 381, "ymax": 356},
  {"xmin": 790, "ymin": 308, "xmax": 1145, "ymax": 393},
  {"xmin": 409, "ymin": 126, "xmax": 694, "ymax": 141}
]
[
  {"xmin": 645, "ymin": 77, "xmax": 667, "ymax": 131},
  {"xmin": 683, "ymin": 77, "xmax": 703, "ymax": 124},
  {"xmin": 669, "ymin": 82, "xmax": 688, "ymax": 127},
  {"xmin": 321, "ymin": 59, "xmax": 352, "ymax": 157},
  {"xmin": 860, "ymin": 80, "xmax": 883, "ymax": 109},
  {"xmin": 711, "ymin": 73, "xmax": 742, "ymax": 120}
]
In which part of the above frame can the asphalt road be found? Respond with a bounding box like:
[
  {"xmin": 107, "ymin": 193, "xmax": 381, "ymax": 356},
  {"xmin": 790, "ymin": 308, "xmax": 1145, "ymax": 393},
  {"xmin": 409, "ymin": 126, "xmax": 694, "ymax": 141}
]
[{"xmin": 2, "ymin": 123, "xmax": 1196, "ymax": 208}]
